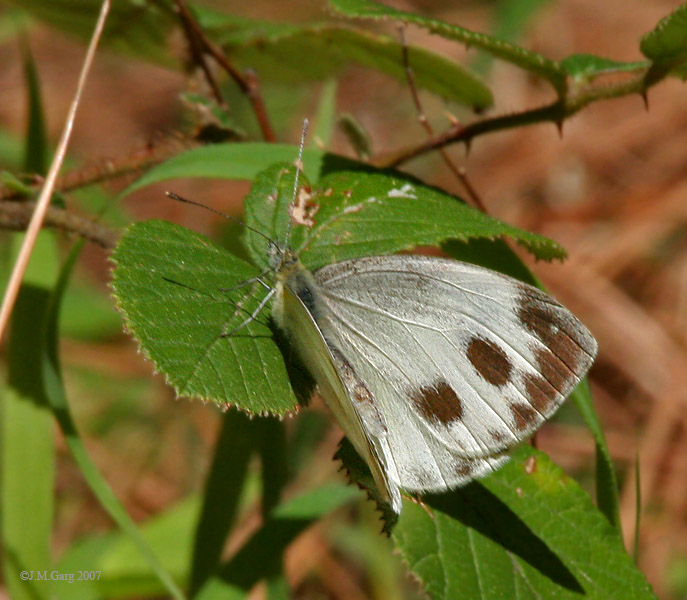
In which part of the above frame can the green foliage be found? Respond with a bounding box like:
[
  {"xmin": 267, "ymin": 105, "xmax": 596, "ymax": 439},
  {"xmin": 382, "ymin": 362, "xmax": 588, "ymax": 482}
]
[
  {"xmin": 393, "ymin": 446, "xmax": 653, "ymax": 599},
  {"xmin": 111, "ymin": 219, "xmax": 296, "ymax": 415},
  {"xmin": 330, "ymin": 0, "xmax": 687, "ymax": 108},
  {"xmin": 328, "ymin": 0, "xmax": 567, "ymax": 92},
  {"xmin": 197, "ymin": 9, "xmax": 493, "ymax": 108},
  {"xmin": 641, "ymin": 3, "xmax": 687, "ymax": 79},
  {"xmin": 4, "ymin": 0, "xmax": 683, "ymax": 598},
  {"xmin": 112, "ymin": 164, "xmax": 565, "ymax": 415}
]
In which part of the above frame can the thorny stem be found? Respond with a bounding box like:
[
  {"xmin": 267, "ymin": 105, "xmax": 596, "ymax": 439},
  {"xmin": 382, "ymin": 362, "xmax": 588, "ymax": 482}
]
[
  {"xmin": 0, "ymin": 134, "xmax": 191, "ymax": 202},
  {"xmin": 398, "ymin": 25, "xmax": 487, "ymax": 213},
  {"xmin": 375, "ymin": 66, "xmax": 655, "ymax": 168},
  {"xmin": 0, "ymin": 43, "xmax": 667, "ymax": 249}
]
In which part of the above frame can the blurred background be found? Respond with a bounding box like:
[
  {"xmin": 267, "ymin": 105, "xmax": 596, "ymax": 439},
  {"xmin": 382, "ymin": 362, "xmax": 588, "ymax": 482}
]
[{"xmin": 1, "ymin": 0, "xmax": 686, "ymax": 598}]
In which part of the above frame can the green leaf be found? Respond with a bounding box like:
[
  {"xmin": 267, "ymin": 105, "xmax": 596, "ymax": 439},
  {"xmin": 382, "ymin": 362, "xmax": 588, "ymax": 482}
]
[
  {"xmin": 199, "ymin": 10, "xmax": 492, "ymax": 108},
  {"xmin": 110, "ymin": 219, "xmax": 298, "ymax": 415},
  {"xmin": 561, "ymin": 53, "xmax": 649, "ymax": 81},
  {"xmin": 338, "ymin": 112, "xmax": 373, "ymax": 160},
  {"xmin": 180, "ymin": 93, "xmax": 247, "ymax": 143},
  {"xmin": 2, "ymin": 287, "xmax": 55, "ymax": 600},
  {"xmin": 571, "ymin": 380, "xmax": 621, "ymax": 530},
  {"xmin": 56, "ymin": 497, "xmax": 201, "ymax": 599},
  {"xmin": 8, "ymin": 0, "xmax": 177, "ymax": 66},
  {"xmin": 328, "ymin": 0, "xmax": 566, "ymax": 93},
  {"xmin": 392, "ymin": 446, "xmax": 656, "ymax": 600},
  {"xmin": 641, "ymin": 3, "xmax": 687, "ymax": 69},
  {"xmin": 20, "ymin": 34, "xmax": 47, "ymax": 174},
  {"xmin": 244, "ymin": 164, "xmax": 567, "ymax": 272},
  {"xmin": 122, "ymin": 143, "xmax": 327, "ymax": 197},
  {"xmin": 311, "ymin": 79, "xmax": 339, "ymax": 149},
  {"xmin": 0, "ymin": 170, "xmax": 32, "ymax": 194}
]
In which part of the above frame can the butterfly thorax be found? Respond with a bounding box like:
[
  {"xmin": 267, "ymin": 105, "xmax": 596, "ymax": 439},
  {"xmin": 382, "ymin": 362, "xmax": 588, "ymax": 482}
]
[{"xmin": 272, "ymin": 249, "xmax": 322, "ymax": 334}]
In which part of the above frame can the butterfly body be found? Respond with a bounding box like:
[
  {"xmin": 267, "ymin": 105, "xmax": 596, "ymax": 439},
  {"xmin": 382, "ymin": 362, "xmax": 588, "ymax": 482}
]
[{"xmin": 271, "ymin": 252, "xmax": 597, "ymax": 514}]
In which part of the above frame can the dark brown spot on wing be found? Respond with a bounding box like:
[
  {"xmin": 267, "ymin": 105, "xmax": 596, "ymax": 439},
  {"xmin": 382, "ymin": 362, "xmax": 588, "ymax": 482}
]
[
  {"xmin": 332, "ymin": 350, "xmax": 373, "ymax": 407},
  {"xmin": 411, "ymin": 380, "xmax": 462, "ymax": 425},
  {"xmin": 489, "ymin": 429, "xmax": 507, "ymax": 445},
  {"xmin": 330, "ymin": 348, "xmax": 386, "ymax": 432},
  {"xmin": 455, "ymin": 462, "xmax": 474, "ymax": 478},
  {"xmin": 467, "ymin": 337, "xmax": 513, "ymax": 386},
  {"xmin": 523, "ymin": 372, "xmax": 558, "ymax": 413},
  {"xmin": 517, "ymin": 290, "xmax": 585, "ymax": 375},
  {"xmin": 533, "ymin": 346, "xmax": 570, "ymax": 395},
  {"xmin": 509, "ymin": 402, "xmax": 539, "ymax": 431}
]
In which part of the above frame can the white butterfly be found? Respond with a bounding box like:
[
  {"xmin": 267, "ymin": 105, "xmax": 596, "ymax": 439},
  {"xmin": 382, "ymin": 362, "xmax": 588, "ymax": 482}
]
[
  {"xmin": 241, "ymin": 127, "xmax": 598, "ymax": 514},
  {"xmin": 269, "ymin": 248, "xmax": 597, "ymax": 514}
]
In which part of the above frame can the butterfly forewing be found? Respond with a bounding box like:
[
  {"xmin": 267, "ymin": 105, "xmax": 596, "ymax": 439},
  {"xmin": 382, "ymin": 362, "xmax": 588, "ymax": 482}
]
[{"xmin": 311, "ymin": 255, "xmax": 597, "ymax": 492}]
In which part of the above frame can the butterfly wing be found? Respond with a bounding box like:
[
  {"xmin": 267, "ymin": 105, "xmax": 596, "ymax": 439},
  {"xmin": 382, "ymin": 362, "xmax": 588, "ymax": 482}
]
[
  {"xmin": 273, "ymin": 265, "xmax": 403, "ymax": 512},
  {"xmin": 312, "ymin": 254, "xmax": 597, "ymax": 495}
]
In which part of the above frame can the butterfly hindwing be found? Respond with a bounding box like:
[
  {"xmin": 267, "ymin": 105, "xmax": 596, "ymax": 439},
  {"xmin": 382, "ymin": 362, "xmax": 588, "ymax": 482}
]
[{"xmin": 310, "ymin": 255, "xmax": 597, "ymax": 492}]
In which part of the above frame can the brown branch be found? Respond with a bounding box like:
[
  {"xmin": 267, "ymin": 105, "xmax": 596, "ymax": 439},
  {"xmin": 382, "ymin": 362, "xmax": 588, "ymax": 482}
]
[
  {"xmin": 0, "ymin": 134, "xmax": 191, "ymax": 203},
  {"xmin": 398, "ymin": 25, "xmax": 487, "ymax": 213},
  {"xmin": 0, "ymin": 201, "xmax": 119, "ymax": 249},
  {"xmin": 173, "ymin": 0, "xmax": 225, "ymax": 106},
  {"xmin": 375, "ymin": 67, "xmax": 654, "ymax": 168},
  {"xmin": 171, "ymin": 0, "xmax": 275, "ymax": 142}
]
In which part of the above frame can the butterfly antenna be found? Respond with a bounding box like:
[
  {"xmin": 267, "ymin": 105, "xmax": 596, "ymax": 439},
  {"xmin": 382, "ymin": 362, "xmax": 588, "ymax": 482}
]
[
  {"xmin": 166, "ymin": 191, "xmax": 274, "ymax": 245},
  {"xmin": 284, "ymin": 118, "xmax": 309, "ymax": 249}
]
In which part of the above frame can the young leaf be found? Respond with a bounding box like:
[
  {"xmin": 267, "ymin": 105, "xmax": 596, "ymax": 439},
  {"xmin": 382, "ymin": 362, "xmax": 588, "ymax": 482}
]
[{"xmin": 641, "ymin": 3, "xmax": 687, "ymax": 79}]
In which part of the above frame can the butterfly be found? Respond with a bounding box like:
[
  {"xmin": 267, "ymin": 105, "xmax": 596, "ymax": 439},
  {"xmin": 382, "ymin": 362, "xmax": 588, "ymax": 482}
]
[{"xmin": 239, "ymin": 125, "xmax": 599, "ymax": 515}]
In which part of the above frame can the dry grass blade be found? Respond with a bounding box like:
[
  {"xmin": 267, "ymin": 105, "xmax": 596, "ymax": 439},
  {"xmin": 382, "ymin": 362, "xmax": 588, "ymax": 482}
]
[{"xmin": 0, "ymin": 0, "xmax": 111, "ymax": 344}]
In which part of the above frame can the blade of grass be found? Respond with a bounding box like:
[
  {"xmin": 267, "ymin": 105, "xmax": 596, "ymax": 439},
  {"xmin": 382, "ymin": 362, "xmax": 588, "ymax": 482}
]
[
  {"xmin": 312, "ymin": 78, "xmax": 338, "ymax": 148},
  {"xmin": 1, "ymin": 37, "xmax": 55, "ymax": 599},
  {"xmin": 257, "ymin": 418, "xmax": 288, "ymax": 517},
  {"xmin": 42, "ymin": 240, "xmax": 186, "ymax": 600},
  {"xmin": 189, "ymin": 410, "xmax": 257, "ymax": 597},
  {"xmin": 20, "ymin": 34, "xmax": 46, "ymax": 173},
  {"xmin": 633, "ymin": 454, "xmax": 641, "ymax": 563},
  {"xmin": 570, "ymin": 379, "xmax": 621, "ymax": 531},
  {"xmin": 1, "ymin": 286, "xmax": 55, "ymax": 600}
]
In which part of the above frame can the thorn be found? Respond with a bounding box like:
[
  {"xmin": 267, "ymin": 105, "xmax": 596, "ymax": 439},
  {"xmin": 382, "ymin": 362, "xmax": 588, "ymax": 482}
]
[
  {"xmin": 555, "ymin": 120, "xmax": 564, "ymax": 138},
  {"xmin": 444, "ymin": 110, "xmax": 459, "ymax": 127},
  {"xmin": 464, "ymin": 139, "xmax": 472, "ymax": 157},
  {"xmin": 640, "ymin": 90, "xmax": 649, "ymax": 111}
]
